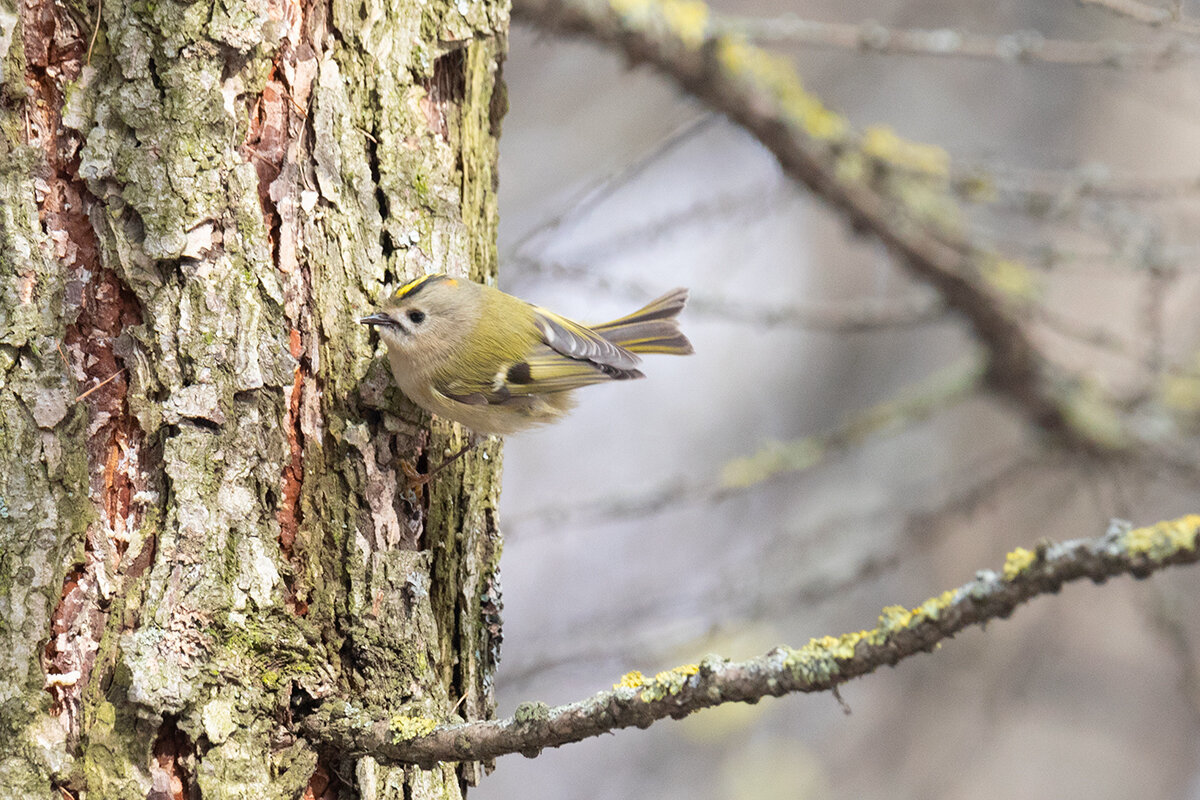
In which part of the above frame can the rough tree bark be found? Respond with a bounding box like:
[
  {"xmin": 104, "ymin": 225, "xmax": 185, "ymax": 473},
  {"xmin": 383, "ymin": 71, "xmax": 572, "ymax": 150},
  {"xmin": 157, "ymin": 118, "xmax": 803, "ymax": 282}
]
[{"xmin": 0, "ymin": 0, "xmax": 508, "ymax": 795}]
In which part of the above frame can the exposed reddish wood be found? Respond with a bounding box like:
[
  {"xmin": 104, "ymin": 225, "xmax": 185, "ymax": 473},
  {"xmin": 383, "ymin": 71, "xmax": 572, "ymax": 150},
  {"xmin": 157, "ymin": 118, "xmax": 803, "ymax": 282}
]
[
  {"xmin": 278, "ymin": 328, "xmax": 305, "ymax": 558},
  {"xmin": 421, "ymin": 49, "xmax": 466, "ymax": 140},
  {"xmin": 242, "ymin": 74, "xmax": 290, "ymax": 254},
  {"xmin": 149, "ymin": 719, "xmax": 194, "ymax": 800},
  {"xmin": 23, "ymin": 0, "xmax": 149, "ymax": 731},
  {"xmin": 243, "ymin": 0, "xmax": 316, "ymax": 617},
  {"xmin": 301, "ymin": 761, "xmax": 342, "ymax": 800}
]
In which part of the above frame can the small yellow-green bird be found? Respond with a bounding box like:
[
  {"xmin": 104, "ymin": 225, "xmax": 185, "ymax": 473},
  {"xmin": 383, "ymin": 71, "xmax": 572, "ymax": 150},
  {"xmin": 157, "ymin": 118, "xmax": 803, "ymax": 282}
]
[{"xmin": 360, "ymin": 274, "xmax": 693, "ymax": 436}]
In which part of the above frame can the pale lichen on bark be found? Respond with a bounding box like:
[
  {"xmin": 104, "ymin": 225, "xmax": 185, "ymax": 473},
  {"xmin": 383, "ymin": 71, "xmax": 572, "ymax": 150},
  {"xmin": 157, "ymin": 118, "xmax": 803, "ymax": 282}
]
[{"xmin": 67, "ymin": 0, "xmax": 315, "ymax": 794}]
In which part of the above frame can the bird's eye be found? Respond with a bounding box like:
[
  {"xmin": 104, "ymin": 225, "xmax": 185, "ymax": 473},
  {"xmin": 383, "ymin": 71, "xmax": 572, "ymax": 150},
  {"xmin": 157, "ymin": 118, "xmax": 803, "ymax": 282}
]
[{"xmin": 407, "ymin": 310, "xmax": 426, "ymax": 324}]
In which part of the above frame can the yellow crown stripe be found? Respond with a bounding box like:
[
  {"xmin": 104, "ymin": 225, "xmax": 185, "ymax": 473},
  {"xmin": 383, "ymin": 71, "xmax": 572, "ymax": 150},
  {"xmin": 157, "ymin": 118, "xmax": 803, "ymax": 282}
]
[
  {"xmin": 393, "ymin": 273, "xmax": 460, "ymax": 300},
  {"xmin": 395, "ymin": 274, "xmax": 436, "ymax": 299}
]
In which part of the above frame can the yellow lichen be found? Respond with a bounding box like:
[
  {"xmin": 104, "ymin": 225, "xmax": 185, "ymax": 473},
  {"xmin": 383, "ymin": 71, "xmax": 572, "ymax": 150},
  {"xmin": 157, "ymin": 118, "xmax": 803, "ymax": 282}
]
[
  {"xmin": 956, "ymin": 172, "xmax": 996, "ymax": 203},
  {"xmin": 715, "ymin": 38, "xmax": 849, "ymax": 142},
  {"xmin": 861, "ymin": 125, "xmax": 949, "ymax": 176},
  {"xmin": 609, "ymin": 0, "xmax": 708, "ymax": 48},
  {"xmin": 653, "ymin": 663, "xmax": 699, "ymax": 683},
  {"xmin": 813, "ymin": 633, "xmax": 863, "ymax": 659},
  {"xmin": 640, "ymin": 664, "xmax": 701, "ymax": 700},
  {"xmin": 614, "ymin": 670, "xmax": 646, "ymax": 690},
  {"xmin": 781, "ymin": 636, "xmax": 850, "ymax": 683},
  {"xmin": 1059, "ymin": 381, "xmax": 1129, "ymax": 452},
  {"xmin": 719, "ymin": 440, "xmax": 823, "ymax": 489},
  {"xmin": 741, "ymin": 516, "xmax": 1200, "ymax": 697},
  {"xmin": 1123, "ymin": 515, "xmax": 1200, "ymax": 561},
  {"xmin": 1162, "ymin": 373, "xmax": 1200, "ymax": 414},
  {"xmin": 914, "ymin": 589, "xmax": 959, "ymax": 621},
  {"xmin": 389, "ymin": 715, "xmax": 438, "ymax": 743},
  {"xmin": 780, "ymin": 590, "xmax": 972, "ymax": 685},
  {"xmin": 834, "ymin": 150, "xmax": 867, "ymax": 184},
  {"xmin": 609, "ymin": 0, "xmax": 652, "ymax": 24},
  {"xmin": 659, "ymin": 0, "xmax": 709, "ymax": 48},
  {"xmin": 877, "ymin": 605, "xmax": 914, "ymax": 631},
  {"xmin": 977, "ymin": 257, "xmax": 1039, "ymax": 302},
  {"xmin": 1002, "ymin": 547, "xmax": 1037, "ymax": 581}
]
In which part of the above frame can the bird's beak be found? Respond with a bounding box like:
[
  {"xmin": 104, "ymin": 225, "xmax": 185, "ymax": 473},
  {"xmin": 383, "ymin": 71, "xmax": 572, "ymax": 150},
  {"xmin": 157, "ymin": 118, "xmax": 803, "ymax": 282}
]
[{"xmin": 359, "ymin": 313, "xmax": 394, "ymax": 327}]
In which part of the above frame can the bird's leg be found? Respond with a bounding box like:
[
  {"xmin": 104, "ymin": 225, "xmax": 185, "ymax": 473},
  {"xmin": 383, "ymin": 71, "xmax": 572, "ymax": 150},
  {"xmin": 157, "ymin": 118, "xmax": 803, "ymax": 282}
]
[{"xmin": 402, "ymin": 433, "xmax": 485, "ymax": 486}]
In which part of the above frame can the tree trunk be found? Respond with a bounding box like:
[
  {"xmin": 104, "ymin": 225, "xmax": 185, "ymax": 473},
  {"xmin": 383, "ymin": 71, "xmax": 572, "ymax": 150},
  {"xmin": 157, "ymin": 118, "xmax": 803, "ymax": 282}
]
[{"xmin": 0, "ymin": 0, "xmax": 508, "ymax": 795}]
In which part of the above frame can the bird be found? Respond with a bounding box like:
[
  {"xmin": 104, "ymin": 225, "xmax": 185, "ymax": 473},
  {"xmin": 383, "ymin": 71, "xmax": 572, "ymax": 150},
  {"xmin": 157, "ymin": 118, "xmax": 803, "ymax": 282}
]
[{"xmin": 360, "ymin": 273, "xmax": 693, "ymax": 441}]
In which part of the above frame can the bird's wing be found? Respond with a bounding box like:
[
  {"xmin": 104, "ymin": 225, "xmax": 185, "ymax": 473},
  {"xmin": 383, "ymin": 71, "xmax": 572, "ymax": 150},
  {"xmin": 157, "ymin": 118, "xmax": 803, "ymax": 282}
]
[
  {"xmin": 532, "ymin": 307, "xmax": 642, "ymax": 370},
  {"xmin": 429, "ymin": 306, "xmax": 644, "ymax": 407},
  {"xmin": 434, "ymin": 345, "xmax": 644, "ymax": 406},
  {"xmin": 503, "ymin": 347, "xmax": 644, "ymax": 394}
]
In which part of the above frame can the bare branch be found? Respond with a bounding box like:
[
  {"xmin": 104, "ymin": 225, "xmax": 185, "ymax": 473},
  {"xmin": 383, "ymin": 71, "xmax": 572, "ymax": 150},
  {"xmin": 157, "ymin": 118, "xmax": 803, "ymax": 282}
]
[
  {"xmin": 975, "ymin": 163, "xmax": 1200, "ymax": 204},
  {"xmin": 1079, "ymin": 0, "xmax": 1173, "ymax": 26},
  {"xmin": 509, "ymin": 180, "xmax": 794, "ymax": 273},
  {"xmin": 501, "ymin": 449, "xmax": 1052, "ymax": 687},
  {"xmin": 1144, "ymin": 584, "xmax": 1200, "ymax": 719},
  {"xmin": 504, "ymin": 114, "xmax": 718, "ymax": 257},
  {"xmin": 1031, "ymin": 306, "xmax": 1142, "ymax": 362},
  {"xmin": 718, "ymin": 16, "xmax": 1200, "ymax": 69},
  {"xmin": 299, "ymin": 514, "xmax": 1200, "ymax": 765}
]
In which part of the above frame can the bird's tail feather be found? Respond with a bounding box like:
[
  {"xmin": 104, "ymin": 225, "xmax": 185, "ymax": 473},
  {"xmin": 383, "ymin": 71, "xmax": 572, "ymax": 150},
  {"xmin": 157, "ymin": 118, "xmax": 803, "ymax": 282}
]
[{"xmin": 593, "ymin": 288, "xmax": 694, "ymax": 356}]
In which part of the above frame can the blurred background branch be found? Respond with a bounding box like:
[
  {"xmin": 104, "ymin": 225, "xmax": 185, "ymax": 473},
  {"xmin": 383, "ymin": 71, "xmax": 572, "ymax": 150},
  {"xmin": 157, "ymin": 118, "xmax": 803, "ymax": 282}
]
[
  {"xmin": 505, "ymin": 356, "xmax": 983, "ymax": 529},
  {"xmin": 716, "ymin": 15, "xmax": 1200, "ymax": 69},
  {"xmin": 511, "ymin": 0, "xmax": 1173, "ymax": 457}
]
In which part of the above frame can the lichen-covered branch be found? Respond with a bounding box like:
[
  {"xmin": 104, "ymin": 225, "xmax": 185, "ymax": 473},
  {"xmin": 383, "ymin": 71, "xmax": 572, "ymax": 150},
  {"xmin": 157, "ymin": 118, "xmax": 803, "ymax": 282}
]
[
  {"xmin": 496, "ymin": 357, "xmax": 982, "ymax": 529},
  {"xmin": 300, "ymin": 514, "xmax": 1200, "ymax": 766},
  {"xmin": 510, "ymin": 0, "xmax": 1138, "ymax": 454}
]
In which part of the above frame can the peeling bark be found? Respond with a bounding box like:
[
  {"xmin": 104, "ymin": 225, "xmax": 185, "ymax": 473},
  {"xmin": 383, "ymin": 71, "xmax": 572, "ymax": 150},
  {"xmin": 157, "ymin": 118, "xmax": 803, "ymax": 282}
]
[{"xmin": 0, "ymin": 0, "xmax": 509, "ymax": 793}]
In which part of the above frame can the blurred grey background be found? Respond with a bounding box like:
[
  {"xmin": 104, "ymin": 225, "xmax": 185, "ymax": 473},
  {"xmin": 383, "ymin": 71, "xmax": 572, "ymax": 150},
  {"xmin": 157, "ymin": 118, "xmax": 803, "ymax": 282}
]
[{"xmin": 478, "ymin": 3, "xmax": 1200, "ymax": 798}]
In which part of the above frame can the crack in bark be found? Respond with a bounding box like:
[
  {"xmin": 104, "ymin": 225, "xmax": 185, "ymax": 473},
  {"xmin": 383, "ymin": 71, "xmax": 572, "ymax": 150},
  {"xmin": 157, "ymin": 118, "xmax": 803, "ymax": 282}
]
[
  {"xmin": 148, "ymin": 717, "xmax": 197, "ymax": 800},
  {"xmin": 422, "ymin": 48, "xmax": 467, "ymax": 141},
  {"xmin": 299, "ymin": 761, "xmax": 344, "ymax": 800},
  {"xmin": 242, "ymin": 0, "xmax": 319, "ymax": 617}
]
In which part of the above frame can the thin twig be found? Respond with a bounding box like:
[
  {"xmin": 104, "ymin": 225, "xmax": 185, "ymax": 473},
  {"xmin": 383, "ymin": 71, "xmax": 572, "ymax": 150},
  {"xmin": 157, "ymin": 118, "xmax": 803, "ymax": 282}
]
[
  {"xmin": 718, "ymin": 16, "xmax": 1200, "ymax": 70},
  {"xmin": 55, "ymin": 340, "xmax": 72, "ymax": 372},
  {"xmin": 87, "ymin": 0, "xmax": 102, "ymax": 66},
  {"xmin": 1078, "ymin": 0, "xmax": 1173, "ymax": 25},
  {"xmin": 511, "ymin": 255, "xmax": 947, "ymax": 332},
  {"xmin": 507, "ymin": 358, "xmax": 983, "ymax": 532},
  {"xmin": 719, "ymin": 357, "xmax": 985, "ymax": 490},
  {"xmin": 504, "ymin": 114, "xmax": 718, "ymax": 258},
  {"xmin": 74, "ymin": 369, "xmax": 124, "ymax": 402}
]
